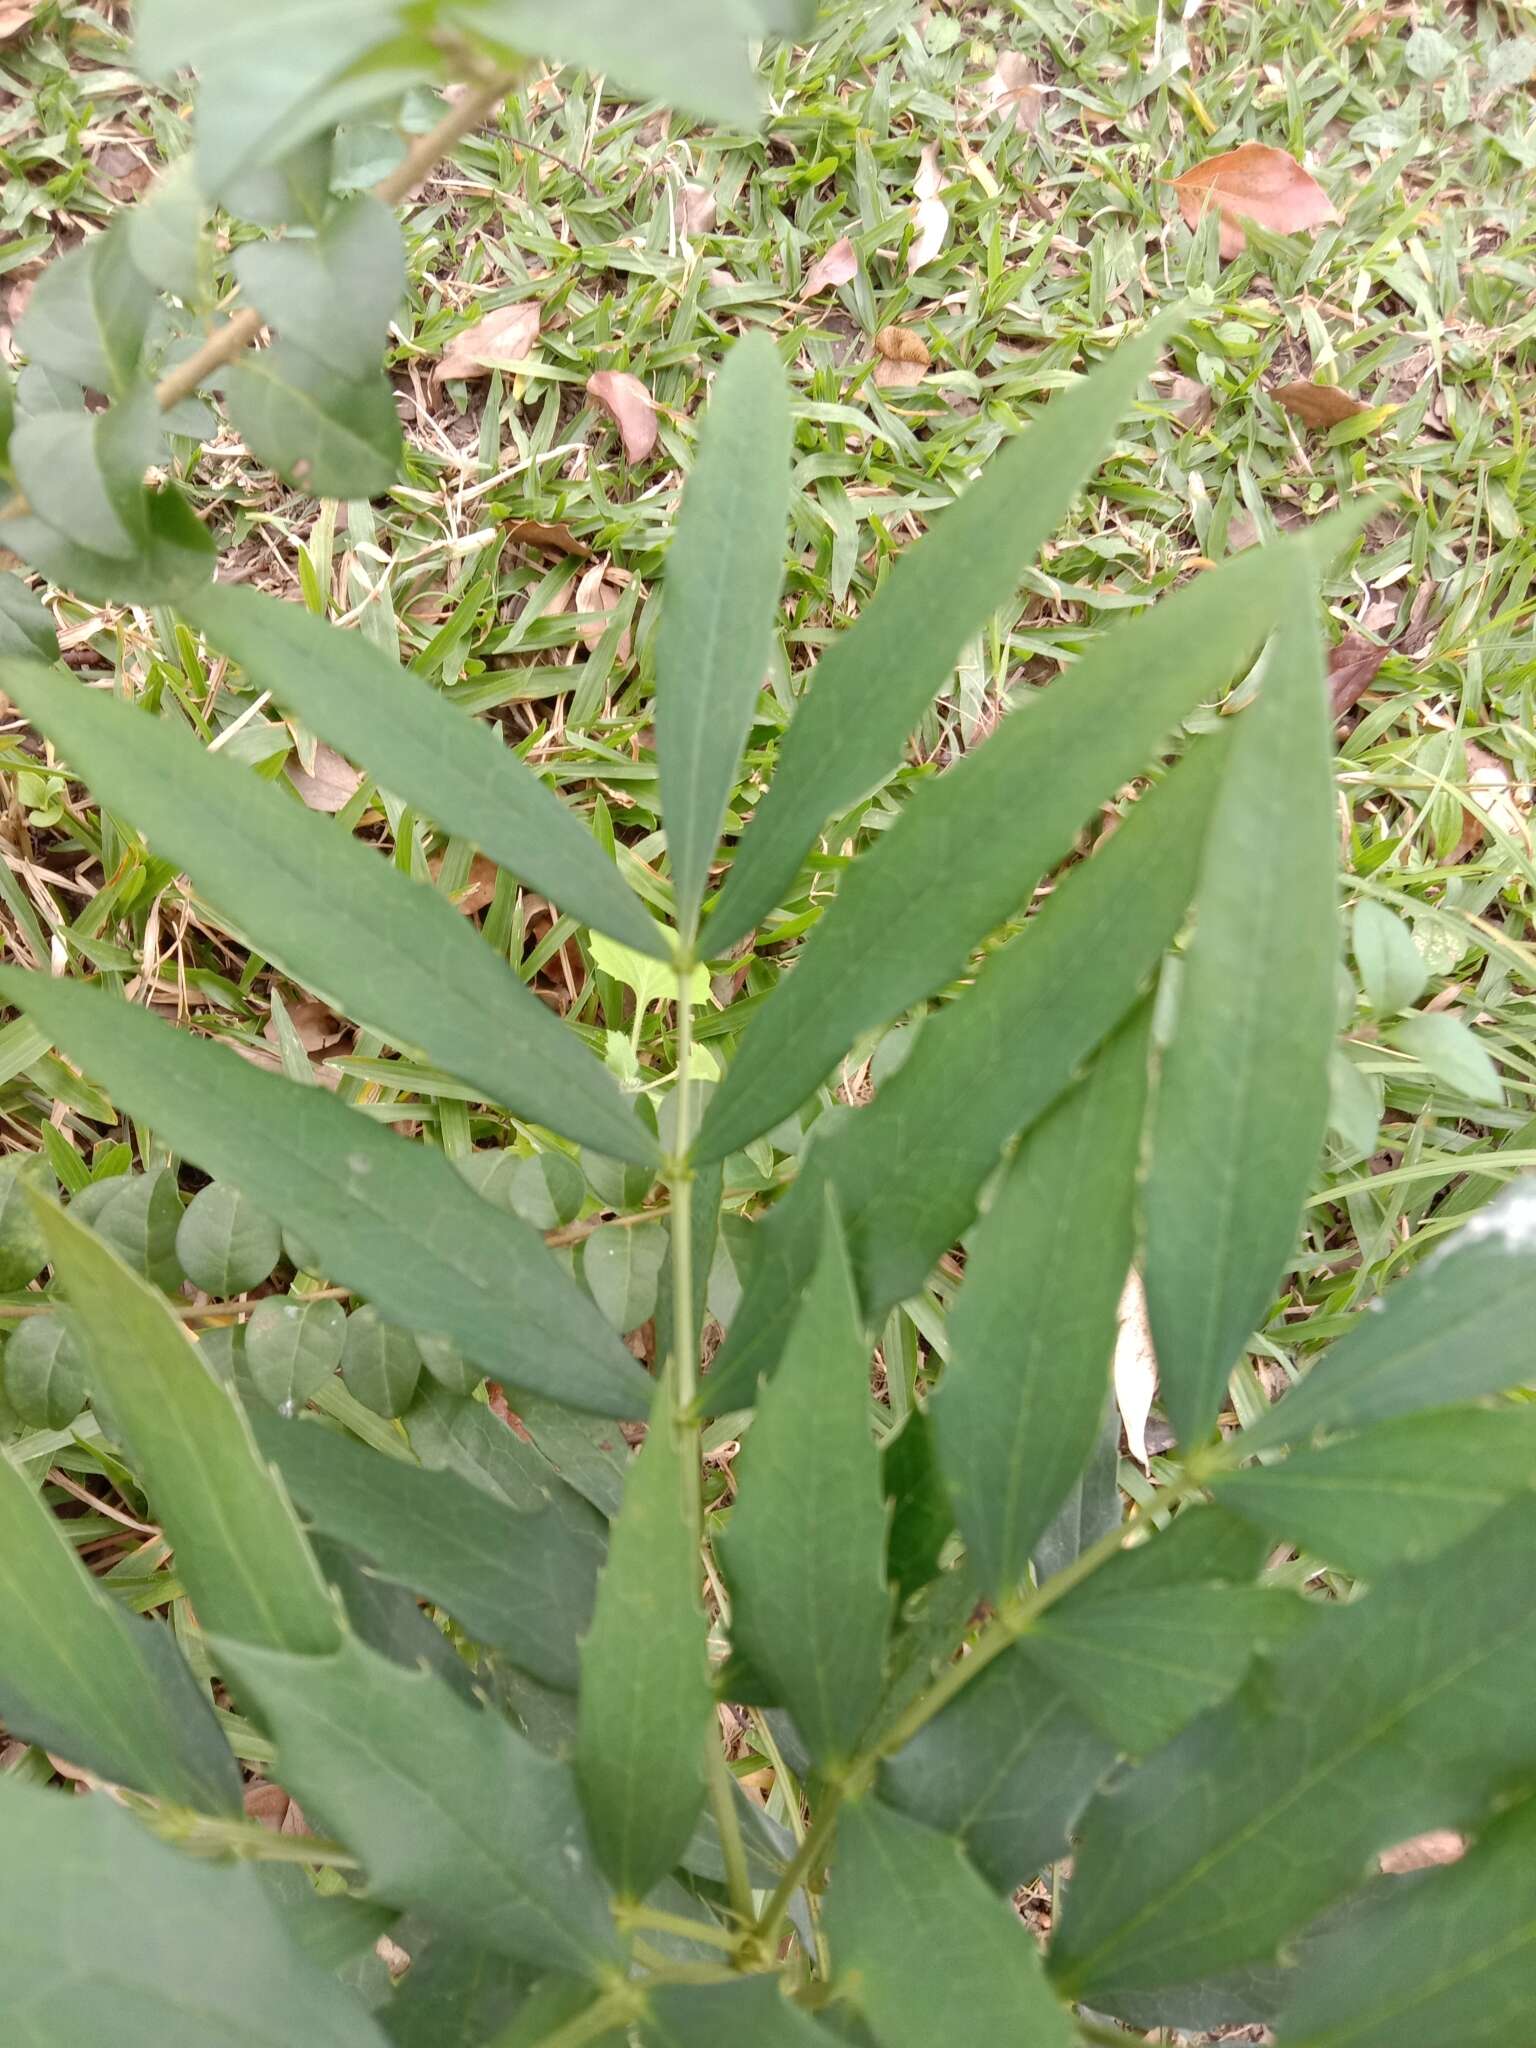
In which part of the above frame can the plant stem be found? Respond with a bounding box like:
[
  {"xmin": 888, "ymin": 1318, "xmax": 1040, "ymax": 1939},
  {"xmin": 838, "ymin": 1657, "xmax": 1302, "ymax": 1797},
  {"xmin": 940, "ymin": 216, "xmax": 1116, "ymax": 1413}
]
[
  {"xmin": 707, "ymin": 1733, "xmax": 757, "ymax": 1926},
  {"xmin": 147, "ymin": 68, "xmax": 517, "ymax": 413},
  {"xmin": 748, "ymin": 1783, "xmax": 844, "ymax": 1958},
  {"xmin": 517, "ymin": 1990, "xmax": 637, "ymax": 2048},
  {"xmin": 616, "ymin": 1903, "xmax": 739, "ymax": 1952}
]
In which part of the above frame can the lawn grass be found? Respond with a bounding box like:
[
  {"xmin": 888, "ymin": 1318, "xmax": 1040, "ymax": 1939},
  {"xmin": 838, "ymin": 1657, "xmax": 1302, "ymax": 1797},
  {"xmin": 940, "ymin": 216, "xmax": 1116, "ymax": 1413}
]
[{"xmin": 1, "ymin": 0, "xmax": 1534, "ymax": 1534}]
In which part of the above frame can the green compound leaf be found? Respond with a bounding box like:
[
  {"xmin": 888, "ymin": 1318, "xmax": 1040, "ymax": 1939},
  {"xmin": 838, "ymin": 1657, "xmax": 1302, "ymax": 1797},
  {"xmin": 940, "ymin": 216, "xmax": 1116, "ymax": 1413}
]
[
  {"xmin": 704, "ymin": 728, "xmax": 1230, "ymax": 1411},
  {"xmin": 244, "ymin": 1295, "xmax": 347, "ymax": 1413},
  {"xmin": 253, "ymin": 1409, "xmax": 605, "ymax": 1689},
  {"xmin": 935, "ymin": 1010, "xmax": 1148, "ymax": 1602},
  {"xmin": 0, "ymin": 974, "xmax": 653, "ymax": 1420},
  {"xmin": 577, "ymin": 1391, "xmax": 713, "ymax": 1899},
  {"xmin": 1211, "ymin": 1404, "xmax": 1536, "ymax": 1577},
  {"xmin": 0, "ymin": 1778, "xmax": 390, "ymax": 2048},
  {"xmin": 1054, "ymin": 1494, "xmax": 1536, "ymax": 2003},
  {"xmin": 1241, "ymin": 1177, "xmax": 1536, "ymax": 1453},
  {"xmin": 3, "ymin": 1311, "xmax": 87, "ymax": 1431},
  {"xmin": 1279, "ymin": 1794, "xmax": 1536, "ymax": 2048},
  {"xmin": 0, "ymin": 660, "xmax": 654, "ymax": 1165},
  {"xmin": 217, "ymin": 1629, "xmax": 621, "ymax": 1979},
  {"xmin": 0, "ymin": 1445, "xmax": 240, "ymax": 1813},
  {"xmin": 654, "ymin": 330, "xmax": 791, "ymax": 941},
  {"xmin": 826, "ymin": 1798, "xmax": 1075, "ymax": 2048},
  {"xmin": 704, "ymin": 313, "xmax": 1181, "ymax": 957},
  {"xmin": 700, "ymin": 530, "xmax": 1328, "ymax": 1167},
  {"xmin": 339, "ymin": 1304, "xmax": 422, "ymax": 1417},
  {"xmin": 35, "ymin": 1195, "xmax": 341, "ymax": 1656},
  {"xmin": 718, "ymin": 1205, "xmax": 889, "ymax": 1768},
  {"xmin": 878, "ymin": 1650, "xmax": 1115, "ymax": 1894},
  {"xmin": 1143, "ymin": 566, "xmax": 1339, "ymax": 1447},
  {"xmin": 182, "ymin": 580, "xmax": 666, "ymax": 958}
]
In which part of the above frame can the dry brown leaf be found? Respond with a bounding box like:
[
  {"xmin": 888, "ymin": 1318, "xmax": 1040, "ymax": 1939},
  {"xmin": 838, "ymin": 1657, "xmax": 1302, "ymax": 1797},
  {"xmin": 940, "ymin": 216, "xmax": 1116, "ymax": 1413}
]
[
  {"xmin": 872, "ymin": 325, "xmax": 932, "ymax": 390},
  {"xmin": 0, "ymin": 2, "xmax": 39, "ymax": 38},
  {"xmin": 503, "ymin": 518, "xmax": 591, "ymax": 558},
  {"xmin": 587, "ymin": 370, "xmax": 659, "ymax": 463},
  {"xmin": 1272, "ymin": 380, "xmax": 1370, "ymax": 431},
  {"xmin": 1172, "ymin": 143, "xmax": 1341, "ymax": 260},
  {"xmin": 987, "ymin": 50, "xmax": 1043, "ymax": 133},
  {"xmin": 285, "ymin": 742, "xmax": 363, "ymax": 814},
  {"xmin": 576, "ymin": 559, "xmax": 633, "ymax": 661},
  {"xmin": 1168, "ymin": 373, "xmax": 1214, "ymax": 430},
  {"xmin": 266, "ymin": 998, "xmax": 348, "ymax": 1057},
  {"xmin": 680, "ymin": 182, "xmax": 717, "ymax": 235},
  {"xmin": 914, "ymin": 140, "xmax": 943, "ymax": 202},
  {"xmin": 802, "ymin": 235, "xmax": 858, "ymax": 297},
  {"xmin": 1458, "ymin": 742, "xmax": 1533, "ymax": 860},
  {"xmin": 908, "ymin": 197, "xmax": 950, "ymax": 274},
  {"xmin": 430, "ymin": 850, "xmax": 501, "ymax": 916},
  {"xmin": 1112, "ymin": 1268, "xmax": 1157, "ymax": 1471},
  {"xmin": 434, "ymin": 302, "xmax": 540, "ymax": 384},
  {"xmin": 1328, "ymin": 634, "xmax": 1390, "ymax": 719}
]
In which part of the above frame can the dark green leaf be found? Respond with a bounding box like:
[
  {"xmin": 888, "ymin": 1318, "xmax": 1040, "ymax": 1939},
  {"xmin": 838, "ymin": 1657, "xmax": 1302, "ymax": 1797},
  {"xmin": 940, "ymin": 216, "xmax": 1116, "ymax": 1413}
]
[
  {"xmin": 182, "ymin": 580, "xmax": 666, "ymax": 957},
  {"xmin": 1212, "ymin": 1405, "xmax": 1536, "ymax": 1575},
  {"xmin": 35, "ymin": 1195, "xmax": 342, "ymax": 1654},
  {"xmin": 879, "ymin": 1649, "xmax": 1115, "ymax": 1893},
  {"xmin": 407, "ymin": 1379, "xmax": 630, "ymax": 1519},
  {"xmin": 309, "ymin": 1532, "xmax": 479, "ymax": 1705},
  {"xmin": 4, "ymin": 481, "xmax": 215, "ymax": 606},
  {"xmin": 175, "ymin": 1180, "xmax": 283, "ymax": 1295},
  {"xmin": 127, "ymin": 158, "xmax": 207, "ymax": 300},
  {"xmin": 1144, "ymin": 570, "xmax": 1338, "ymax": 1446},
  {"xmin": 235, "ymin": 197, "xmax": 405, "ymax": 376},
  {"xmin": 1032, "ymin": 1407, "xmax": 1122, "ymax": 1584},
  {"xmin": 0, "ymin": 987, "xmax": 651, "ymax": 1418},
  {"xmin": 16, "ymin": 224, "xmax": 152, "ymax": 395},
  {"xmin": 466, "ymin": 0, "xmax": 765, "ymax": 127},
  {"xmin": 935, "ymin": 1013, "xmax": 1148, "ymax": 1601},
  {"xmin": 383, "ymin": 1936, "xmax": 529, "ymax": 2048},
  {"xmin": 0, "ymin": 1778, "xmax": 390, "ymax": 2046},
  {"xmin": 700, "ymin": 531, "xmax": 1324, "ymax": 1166},
  {"xmin": 703, "ymin": 729, "xmax": 1231, "ymax": 1411},
  {"xmin": 1353, "ymin": 899, "xmax": 1427, "ymax": 1015},
  {"xmin": 704, "ymin": 315, "xmax": 1180, "ymax": 956},
  {"xmin": 3, "ymin": 1310, "xmax": 87, "ymax": 1430},
  {"xmin": 718, "ymin": 1206, "xmax": 889, "ymax": 1768},
  {"xmin": 253, "ymin": 1408, "xmax": 605, "ymax": 1688},
  {"xmin": 582, "ymin": 1219, "xmax": 667, "ymax": 1332},
  {"xmin": 882, "ymin": 1407, "xmax": 954, "ymax": 1607},
  {"xmin": 0, "ymin": 1152, "xmax": 51, "ymax": 1286},
  {"xmin": 245, "ymin": 1296, "xmax": 347, "ymax": 1412},
  {"xmin": 221, "ymin": 341, "xmax": 403, "ymax": 498},
  {"xmin": 1054, "ymin": 1496, "xmax": 1536, "ymax": 2001},
  {"xmin": 655, "ymin": 331, "xmax": 790, "ymax": 940},
  {"xmin": 1241, "ymin": 1177, "xmax": 1536, "ymax": 1452},
  {"xmin": 217, "ymin": 1630, "xmax": 621, "ymax": 1977},
  {"xmin": 340, "ymin": 1304, "xmax": 422, "ymax": 1417},
  {"xmin": 10, "ymin": 410, "xmax": 141, "ymax": 558},
  {"xmin": 0, "ymin": 1444, "xmax": 239, "ymax": 1812},
  {"xmin": 577, "ymin": 1392, "xmax": 711, "ymax": 1898},
  {"xmin": 0, "ymin": 571, "xmax": 61, "ymax": 661},
  {"xmin": 0, "ymin": 661, "xmax": 654, "ymax": 1163},
  {"xmin": 642, "ymin": 1978, "xmax": 838, "ymax": 2046},
  {"xmin": 1280, "ymin": 1795, "xmax": 1536, "ymax": 2048},
  {"xmin": 91, "ymin": 1161, "xmax": 184, "ymax": 1291},
  {"xmin": 826, "ymin": 1799, "xmax": 1075, "ymax": 2048}
]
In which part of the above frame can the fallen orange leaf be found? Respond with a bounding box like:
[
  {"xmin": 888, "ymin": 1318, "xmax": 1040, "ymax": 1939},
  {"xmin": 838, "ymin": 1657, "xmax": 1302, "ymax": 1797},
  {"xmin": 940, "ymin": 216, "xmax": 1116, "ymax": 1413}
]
[
  {"xmin": 1172, "ymin": 143, "xmax": 1340, "ymax": 259},
  {"xmin": 1273, "ymin": 380, "xmax": 1370, "ymax": 431},
  {"xmin": 587, "ymin": 370, "xmax": 659, "ymax": 463},
  {"xmin": 802, "ymin": 235, "xmax": 858, "ymax": 297}
]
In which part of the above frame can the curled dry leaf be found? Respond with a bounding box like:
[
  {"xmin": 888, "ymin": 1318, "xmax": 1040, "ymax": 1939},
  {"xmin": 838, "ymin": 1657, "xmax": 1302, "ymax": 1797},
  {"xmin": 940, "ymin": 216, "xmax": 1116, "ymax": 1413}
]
[
  {"xmin": 680, "ymin": 182, "xmax": 717, "ymax": 235},
  {"xmin": 906, "ymin": 142, "xmax": 949, "ymax": 273},
  {"xmin": 285, "ymin": 742, "xmax": 363, "ymax": 814},
  {"xmin": 1171, "ymin": 143, "xmax": 1341, "ymax": 260},
  {"xmin": 1328, "ymin": 633, "xmax": 1390, "ymax": 720},
  {"xmin": 802, "ymin": 235, "xmax": 858, "ymax": 297},
  {"xmin": 576, "ymin": 559, "xmax": 634, "ymax": 662},
  {"xmin": 914, "ymin": 141, "xmax": 943, "ymax": 202},
  {"xmin": 503, "ymin": 518, "xmax": 591, "ymax": 558},
  {"xmin": 1167, "ymin": 373, "xmax": 1214, "ymax": 430},
  {"xmin": 872, "ymin": 325, "xmax": 931, "ymax": 390},
  {"xmin": 587, "ymin": 369, "xmax": 659, "ymax": 463},
  {"xmin": 1112, "ymin": 1268, "xmax": 1157, "ymax": 1470},
  {"xmin": 433, "ymin": 301, "xmax": 540, "ymax": 384},
  {"xmin": 1273, "ymin": 380, "xmax": 1371, "ymax": 432},
  {"xmin": 987, "ymin": 49, "xmax": 1043, "ymax": 133},
  {"xmin": 0, "ymin": 3, "xmax": 39, "ymax": 38}
]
